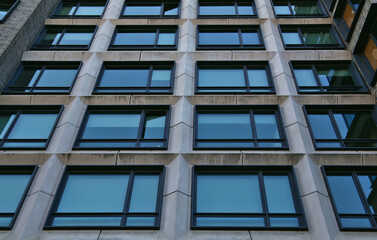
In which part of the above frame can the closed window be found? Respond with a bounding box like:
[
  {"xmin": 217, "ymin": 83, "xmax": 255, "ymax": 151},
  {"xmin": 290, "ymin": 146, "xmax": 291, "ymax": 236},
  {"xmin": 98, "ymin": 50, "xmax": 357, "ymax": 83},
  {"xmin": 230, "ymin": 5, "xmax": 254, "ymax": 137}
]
[
  {"xmin": 31, "ymin": 26, "xmax": 97, "ymax": 50},
  {"xmin": 197, "ymin": 26, "xmax": 264, "ymax": 50},
  {"xmin": 0, "ymin": 106, "xmax": 63, "ymax": 149},
  {"xmin": 192, "ymin": 166, "xmax": 307, "ymax": 230},
  {"xmin": 0, "ymin": 166, "xmax": 37, "ymax": 229},
  {"xmin": 194, "ymin": 106, "xmax": 288, "ymax": 149},
  {"xmin": 44, "ymin": 165, "xmax": 165, "ymax": 229},
  {"xmin": 0, "ymin": 0, "xmax": 19, "ymax": 23},
  {"xmin": 121, "ymin": 0, "xmax": 179, "ymax": 18},
  {"xmin": 93, "ymin": 62, "xmax": 174, "ymax": 94},
  {"xmin": 272, "ymin": 0, "xmax": 326, "ymax": 17},
  {"xmin": 2, "ymin": 62, "xmax": 81, "ymax": 94},
  {"xmin": 109, "ymin": 26, "xmax": 178, "ymax": 50},
  {"xmin": 74, "ymin": 106, "xmax": 171, "ymax": 149},
  {"xmin": 280, "ymin": 25, "xmax": 344, "ymax": 49},
  {"xmin": 51, "ymin": 0, "xmax": 108, "ymax": 18},
  {"xmin": 304, "ymin": 105, "xmax": 377, "ymax": 149},
  {"xmin": 291, "ymin": 61, "xmax": 368, "ymax": 93},
  {"xmin": 198, "ymin": 0, "xmax": 256, "ymax": 17},
  {"xmin": 196, "ymin": 62, "xmax": 274, "ymax": 93},
  {"xmin": 323, "ymin": 166, "xmax": 377, "ymax": 230}
]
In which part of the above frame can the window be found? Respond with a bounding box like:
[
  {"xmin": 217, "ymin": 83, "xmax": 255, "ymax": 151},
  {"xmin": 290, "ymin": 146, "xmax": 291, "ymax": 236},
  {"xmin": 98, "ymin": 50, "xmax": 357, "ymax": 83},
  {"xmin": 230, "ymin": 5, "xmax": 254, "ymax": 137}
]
[
  {"xmin": 51, "ymin": 0, "xmax": 108, "ymax": 18},
  {"xmin": 121, "ymin": 0, "xmax": 180, "ymax": 18},
  {"xmin": 304, "ymin": 105, "xmax": 377, "ymax": 150},
  {"xmin": 192, "ymin": 166, "xmax": 307, "ymax": 230},
  {"xmin": 197, "ymin": 26, "xmax": 264, "ymax": 50},
  {"xmin": 93, "ymin": 62, "xmax": 174, "ymax": 94},
  {"xmin": 2, "ymin": 62, "xmax": 81, "ymax": 94},
  {"xmin": 291, "ymin": 61, "xmax": 368, "ymax": 93},
  {"xmin": 334, "ymin": 0, "xmax": 365, "ymax": 42},
  {"xmin": 322, "ymin": 166, "xmax": 377, "ymax": 230},
  {"xmin": 194, "ymin": 105, "xmax": 288, "ymax": 149},
  {"xmin": 195, "ymin": 62, "xmax": 275, "ymax": 93},
  {"xmin": 272, "ymin": 0, "xmax": 327, "ymax": 17},
  {"xmin": 280, "ymin": 25, "xmax": 344, "ymax": 49},
  {"xmin": 0, "ymin": 166, "xmax": 37, "ymax": 229},
  {"xmin": 0, "ymin": 0, "xmax": 19, "ymax": 23},
  {"xmin": 109, "ymin": 26, "xmax": 178, "ymax": 50},
  {"xmin": 31, "ymin": 26, "xmax": 97, "ymax": 50},
  {"xmin": 0, "ymin": 106, "xmax": 63, "ymax": 149},
  {"xmin": 74, "ymin": 105, "xmax": 170, "ymax": 149},
  {"xmin": 198, "ymin": 0, "xmax": 256, "ymax": 18},
  {"xmin": 44, "ymin": 165, "xmax": 164, "ymax": 229}
]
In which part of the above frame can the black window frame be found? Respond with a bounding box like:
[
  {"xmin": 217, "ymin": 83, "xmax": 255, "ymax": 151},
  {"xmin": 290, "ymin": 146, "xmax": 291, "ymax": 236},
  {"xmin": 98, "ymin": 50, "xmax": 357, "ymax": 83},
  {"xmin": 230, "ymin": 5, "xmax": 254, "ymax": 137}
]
[
  {"xmin": 73, "ymin": 105, "xmax": 171, "ymax": 150},
  {"xmin": 108, "ymin": 25, "xmax": 178, "ymax": 51},
  {"xmin": 0, "ymin": 165, "xmax": 38, "ymax": 230},
  {"xmin": 0, "ymin": 0, "xmax": 20, "ymax": 24},
  {"xmin": 191, "ymin": 165, "xmax": 308, "ymax": 230},
  {"xmin": 50, "ymin": 0, "xmax": 109, "ymax": 19},
  {"xmin": 303, "ymin": 105, "xmax": 377, "ymax": 150},
  {"xmin": 44, "ymin": 165, "xmax": 165, "ymax": 230},
  {"xmin": 322, "ymin": 165, "xmax": 377, "ymax": 231},
  {"xmin": 271, "ymin": 0, "xmax": 328, "ymax": 18},
  {"xmin": 193, "ymin": 105, "xmax": 289, "ymax": 150},
  {"xmin": 290, "ymin": 61, "xmax": 369, "ymax": 94},
  {"xmin": 196, "ymin": 25, "xmax": 265, "ymax": 50},
  {"xmin": 120, "ymin": 0, "xmax": 180, "ymax": 19},
  {"xmin": 93, "ymin": 61, "xmax": 175, "ymax": 94},
  {"xmin": 2, "ymin": 61, "xmax": 82, "ymax": 95},
  {"xmin": 195, "ymin": 61, "xmax": 275, "ymax": 94},
  {"xmin": 30, "ymin": 25, "xmax": 98, "ymax": 50},
  {"xmin": 334, "ymin": 0, "xmax": 365, "ymax": 42},
  {"xmin": 0, "ymin": 105, "xmax": 64, "ymax": 150},
  {"xmin": 279, "ymin": 25, "xmax": 345, "ymax": 50},
  {"xmin": 197, "ymin": 0, "xmax": 258, "ymax": 18}
]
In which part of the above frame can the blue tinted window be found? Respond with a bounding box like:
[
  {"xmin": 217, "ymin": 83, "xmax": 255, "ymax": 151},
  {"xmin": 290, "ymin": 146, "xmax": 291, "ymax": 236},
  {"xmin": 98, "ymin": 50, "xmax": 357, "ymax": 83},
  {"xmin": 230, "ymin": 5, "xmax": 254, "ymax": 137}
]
[
  {"xmin": 242, "ymin": 32, "xmax": 260, "ymax": 45},
  {"xmin": 114, "ymin": 32, "xmax": 156, "ymax": 45},
  {"xmin": 124, "ymin": 6, "xmax": 161, "ymax": 15},
  {"xmin": 200, "ymin": 6, "xmax": 236, "ymax": 15},
  {"xmin": 198, "ymin": 69, "xmax": 245, "ymax": 87},
  {"xmin": 129, "ymin": 175, "xmax": 159, "ymax": 212},
  {"xmin": 100, "ymin": 69, "xmax": 149, "ymax": 87},
  {"xmin": 282, "ymin": 32, "xmax": 302, "ymax": 45},
  {"xmin": 59, "ymin": 33, "xmax": 93, "ymax": 45},
  {"xmin": 294, "ymin": 69, "xmax": 317, "ymax": 87},
  {"xmin": 53, "ymin": 1, "xmax": 106, "ymax": 17},
  {"xmin": 198, "ymin": 1, "xmax": 255, "ymax": 16},
  {"xmin": 307, "ymin": 114, "xmax": 337, "ymax": 139},
  {"xmin": 122, "ymin": 2, "xmax": 179, "ymax": 17},
  {"xmin": 274, "ymin": 5, "xmax": 291, "ymax": 15},
  {"xmin": 264, "ymin": 175, "xmax": 296, "ymax": 213},
  {"xmin": 199, "ymin": 32, "xmax": 240, "ymax": 45}
]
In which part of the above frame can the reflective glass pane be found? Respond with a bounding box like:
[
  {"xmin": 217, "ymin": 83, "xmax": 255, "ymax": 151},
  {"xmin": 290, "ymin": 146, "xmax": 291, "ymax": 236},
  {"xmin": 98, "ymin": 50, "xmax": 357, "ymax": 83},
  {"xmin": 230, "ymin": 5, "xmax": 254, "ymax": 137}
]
[
  {"xmin": 0, "ymin": 114, "xmax": 15, "ymax": 139},
  {"xmin": 59, "ymin": 32, "xmax": 93, "ymax": 45},
  {"xmin": 341, "ymin": 218, "xmax": 371, "ymax": 228},
  {"xmin": 124, "ymin": 6, "xmax": 161, "ymax": 15},
  {"xmin": 199, "ymin": 6, "xmax": 236, "ymax": 15},
  {"xmin": 282, "ymin": 32, "xmax": 302, "ymax": 45},
  {"xmin": 53, "ymin": 217, "xmax": 122, "ymax": 226},
  {"xmin": 157, "ymin": 32, "xmax": 175, "ymax": 45},
  {"xmin": 75, "ymin": 6, "xmax": 104, "ymax": 16},
  {"xmin": 57, "ymin": 174, "xmax": 129, "ymax": 213},
  {"xmin": 164, "ymin": 4, "xmax": 178, "ymax": 15},
  {"xmin": 37, "ymin": 69, "xmax": 77, "ymax": 87},
  {"xmin": 358, "ymin": 175, "xmax": 377, "ymax": 214},
  {"xmin": 55, "ymin": 5, "xmax": 75, "ymax": 15},
  {"xmin": 198, "ymin": 69, "xmax": 245, "ymax": 87},
  {"xmin": 39, "ymin": 32, "xmax": 61, "ymax": 45},
  {"xmin": 270, "ymin": 218, "xmax": 299, "ymax": 227},
  {"xmin": 197, "ymin": 175, "xmax": 262, "ymax": 213},
  {"xmin": 114, "ymin": 32, "xmax": 156, "ymax": 45},
  {"xmin": 197, "ymin": 114, "xmax": 252, "ymax": 139},
  {"xmin": 238, "ymin": 5, "xmax": 254, "ymax": 15},
  {"xmin": 8, "ymin": 114, "xmax": 58, "ymax": 139},
  {"xmin": 199, "ymin": 32, "xmax": 240, "ymax": 45},
  {"xmin": 99, "ymin": 69, "xmax": 149, "ymax": 87},
  {"xmin": 254, "ymin": 114, "xmax": 280, "ymax": 139},
  {"xmin": 242, "ymin": 32, "xmax": 260, "ymax": 45},
  {"xmin": 196, "ymin": 217, "xmax": 264, "ymax": 227},
  {"xmin": 294, "ymin": 69, "xmax": 318, "ymax": 87},
  {"xmin": 247, "ymin": 69, "xmax": 269, "ymax": 87},
  {"xmin": 151, "ymin": 70, "xmax": 171, "ymax": 87},
  {"xmin": 264, "ymin": 175, "xmax": 296, "ymax": 213},
  {"xmin": 82, "ymin": 114, "xmax": 141, "ymax": 139},
  {"xmin": 126, "ymin": 217, "xmax": 155, "ymax": 226},
  {"xmin": 129, "ymin": 175, "xmax": 159, "ymax": 212},
  {"xmin": 316, "ymin": 67, "xmax": 355, "ymax": 87},
  {"xmin": 274, "ymin": 5, "xmax": 291, "ymax": 15},
  {"xmin": 307, "ymin": 114, "xmax": 337, "ymax": 139},
  {"xmin": 327, "ymin": 175, "xmax": 366, "ymax": 214},
  {"xmin": 302, "ymin": 31, "xmax": 335, "ymax": 44},
  {"xmin": 0, "ymin": 217, "xmax": 12, "ymax": 227},
  {"xmin": 333, "ymin": 113, "xmax": 377, "ymax": 140},
  {"xmin": 13, "ymin": 68, "xmax": 41, "ymax": 88},
  {"xmin": 292, "ymin": 3, "xmax": 320, "ymax": 15},
  {"xmin": 0, "ymin": 174, "xmax": 31, "ymax": 212},
  {"xmin": 142, "ymin": 115, "xmax": 166, "ymax": 139}
]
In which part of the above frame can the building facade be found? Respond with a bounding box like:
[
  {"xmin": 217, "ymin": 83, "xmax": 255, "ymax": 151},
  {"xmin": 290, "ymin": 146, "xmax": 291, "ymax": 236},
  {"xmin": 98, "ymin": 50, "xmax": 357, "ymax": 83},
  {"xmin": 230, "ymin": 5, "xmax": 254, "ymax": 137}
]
[{"xmin": 0, "ymin": 0, "xmax": 376, "ymax": 239}]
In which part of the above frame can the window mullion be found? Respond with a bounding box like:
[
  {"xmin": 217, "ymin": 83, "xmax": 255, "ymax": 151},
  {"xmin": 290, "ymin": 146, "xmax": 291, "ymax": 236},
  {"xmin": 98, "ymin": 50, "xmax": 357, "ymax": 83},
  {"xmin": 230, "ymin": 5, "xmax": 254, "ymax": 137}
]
[
  {"xmin": 249, "ymin": 110, "xmax": 258, "ymax": 146},
  {"xmin": 55, "ymin": 29, "xmax": 66, "ymax": 46},
  {"xmin": 31, "ymin": 65, "xmax": 47, "ymax": 91},
  {"xmin": 136, "ymin": 111, "xmax": 146, "ymax": 146},
  {"xmin": 311, "ymin": 65, "xmax": 324, "ymax": 91},
  {"xmin": 288, "ymin": 3, "xmax": 294, "ymax": 16},
  {"xmin": 160, "ymin": 2, "xmax": 164, "ymax": 17},
  {"xmin": 297, "ymin": 28, "xmax": 305, "ymax": 46},
  {"xmin": 72, "ymin": 3, "xmax": 80, "ymax": 16},
  {"xmin": 238, "ymin": 28, "xmax": 243, "ymax": 47},
  {"xmin": 0, "ymin": 110, "xmax": 22, "ymax": 146},
  {"xmin": 146, "ymin": 65, "xmax": 154, "ymax": 92},
  {"xmin": 243, "ymin": 64, "xmax": 250, "ymax": 92},
  {"xmin": 328, "ymin": 109, "xmax": 345, "ymax": 147},
  {"xmin": 235, "ymin": 2, "xmax": 239, "ymax": 17},
  {"xmin": 121, "ymin": 171, "xmax": 135, "ymax": 226},
  {"xmin": 258, "ymin": 170, "xmax": 270, "ymax": 227},
  {"xmin": 154, "ymin": 28, "xmax": 160, "ymax": 47}
]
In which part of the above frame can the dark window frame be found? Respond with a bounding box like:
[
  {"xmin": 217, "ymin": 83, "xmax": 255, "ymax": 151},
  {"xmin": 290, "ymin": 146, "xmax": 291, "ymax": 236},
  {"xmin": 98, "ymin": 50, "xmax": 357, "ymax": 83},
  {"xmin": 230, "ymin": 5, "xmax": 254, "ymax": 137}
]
[
  {"xmin": 50, "ymin": 0, "xmax": 109, "ymax": 19},
  {"xmin": 93, "ymin": 61, "xmax": 175, "ymax": 94},
  {"xmin": 0, "ymin": 0, "xmax": 20, "ymax": 24},
  {"xmin": 73, "ymin": 105, "xmax": 171, "ymax": 150},
  {"xmin": 279, "ymin": 24, "xmax": 345, "ymax": 50},
  {"xmin": 322, "ymin": 165, "xmax": 377, "ymax": 231},
  {"xmin": 120, "ymin": 0, "xmax": 180, "ymax": 19},
  {"xmin": 108, "ymin": 25, "xmax": 178, "ymax": 50},
  {"xmin": 191, "ymin": 165, "xmax": 308, "ymax": 230},
  {"xmin": 196, "ymin": 25, "xmax": 265, "ymax": 50},
  {"xmin": 197, "ymin": 0, "xmax": 258, "ymax": 18},
  {"xmin": 303, "ymin": 105, "xmax": 377, "ymax": 150},
  {"xmin": 44, "ymin": 165, "xmax": 165, "ymax": 230},
  {"xmin": 334, "ymin": 0, "xmax": 365, "ymax": 42},
  {"xmin": 195, "ymin": 61, "xmax": 275, "ymax": 94},
  {"xmin": 0, "ymin": 165, "xmax": 38, "ymax": 230},
  {"xmin": 2, "ymin": 61, "xmax": 82, "ymax": 95},
  {"xmin": 193, "ymin": 105, "xmax": 289, "ymax": 150},
  {"xmin": 0, "ymin": 105, "xmax": 64, "ymax": 150},
  {"xmin": 271, "ymin": 0, "xmax": 328, "ymax": 18},
  {"xmin": 290, "ymin": 61, "xmax": 369, "ymax": 94},
  {"xmin": 30, "ymin": 25, "xmax": 98, "ymax": 50}
]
